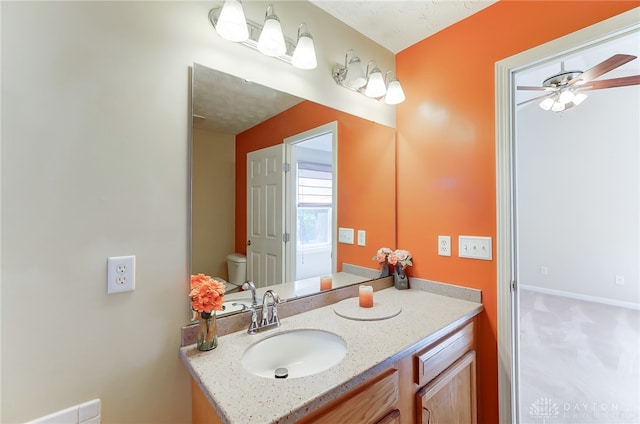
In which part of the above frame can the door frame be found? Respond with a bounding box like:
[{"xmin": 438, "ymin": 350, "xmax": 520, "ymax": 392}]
[
  {"xmin": 284, "ymin": 121, "xmax": 338, "ymax": 283},
  {"xmin": 495, "ymin": 8, "xmax": 639, "ymax": 423}
]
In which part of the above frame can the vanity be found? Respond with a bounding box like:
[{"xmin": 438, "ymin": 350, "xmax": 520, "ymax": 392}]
[{"xmin": 180, "ymin": 286, "xmax": 482, "ymax": 424}]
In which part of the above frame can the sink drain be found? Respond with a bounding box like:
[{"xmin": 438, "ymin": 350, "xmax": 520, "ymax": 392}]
[{"xmin": 274, "ymin": 367, "xmax": 289, "ymax": 379}]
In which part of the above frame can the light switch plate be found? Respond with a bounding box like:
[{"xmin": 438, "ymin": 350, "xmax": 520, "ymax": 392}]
[
  {"xmin": 338, "ymin": 227, "xmax": 354, "ymax": 244},
  {"xmin": 458, "ymin": 236, "xmax": 492, "ymax": 260},
  {"xmin": 357, "ymin": 230, "xmax": 366, "ymax": 246}
]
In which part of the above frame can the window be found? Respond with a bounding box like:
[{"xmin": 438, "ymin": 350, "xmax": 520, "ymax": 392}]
[{"xmin": 296, "ymin": 161, "xmax": 332, "ymax": 247}]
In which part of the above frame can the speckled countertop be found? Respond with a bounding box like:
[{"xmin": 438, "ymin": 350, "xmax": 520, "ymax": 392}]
[{"xmin": 180, "ymin": 287, "xmax": 483, "ymax": 424}]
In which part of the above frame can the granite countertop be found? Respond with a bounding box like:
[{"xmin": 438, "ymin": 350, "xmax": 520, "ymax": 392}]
[{"xmin": 180, "ymin": 287, "xmax": 483, "ymax": 424}]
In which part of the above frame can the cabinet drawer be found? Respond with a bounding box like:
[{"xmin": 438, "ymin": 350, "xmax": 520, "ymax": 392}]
[
  {"xmin": 299, "ymin": 368, "xmax": 399, "ymax": 424},
  {"xmin": 414, "ymin": 322, "xmax": 474, "ymax": 386}
]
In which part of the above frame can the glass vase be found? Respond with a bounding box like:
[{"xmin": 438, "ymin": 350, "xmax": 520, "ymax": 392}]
[
  {"xmin": 196, "ymin": 311, "xmax": 218, "ymax": 351},
  {"xmin": 393, "ymin": 265, "xmax": 409, "ymax": 290},
  {"xmin": 379, "ymin": 262, "xmax": 390, "ymax": 278}
]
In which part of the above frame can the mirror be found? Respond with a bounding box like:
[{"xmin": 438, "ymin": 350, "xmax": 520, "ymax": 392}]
[{"xmin": 190, "ymin": 63, "xmax": 396, "ymax": 317}]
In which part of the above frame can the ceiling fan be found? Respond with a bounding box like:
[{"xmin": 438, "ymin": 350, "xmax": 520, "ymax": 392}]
[{"xmin": 517, "ymin": 54, "xmax": 640, "ymax": 112}]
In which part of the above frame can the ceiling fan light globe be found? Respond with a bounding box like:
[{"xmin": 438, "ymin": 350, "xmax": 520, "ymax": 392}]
[
  {"xmin": 551, "ymin": 101, "xmax": 565, "ymax": 112},
  {"xmin": 559, "ymin": 89, "xmax": 575, "ymax": 104},
  {"xmin": 573, "ymin": 92, "xmax": 588, "ymax": 106},
  {"xmin": 539, "ymin": 97, "xmax": 554, "ymax": 111}
]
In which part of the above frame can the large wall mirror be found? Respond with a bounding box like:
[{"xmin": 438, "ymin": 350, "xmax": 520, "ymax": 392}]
[{"xmin": 190, "ymin": 63, "xmax": 396, "ymax": 317}]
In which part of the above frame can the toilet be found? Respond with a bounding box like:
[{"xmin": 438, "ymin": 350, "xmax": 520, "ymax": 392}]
[{"xmin": 226, "ymin": 253, "xmax": 247, "ymax": 288}]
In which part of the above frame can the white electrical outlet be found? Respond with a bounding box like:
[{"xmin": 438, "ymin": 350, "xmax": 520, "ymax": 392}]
[
  {"xmin": 458, "ymin": 236, "xmax": 492, "ymax": 260},
  {"xmin": 615, "ymin": 275, "xmax": 625, "ymax": 286},
  {"xmin": 107, "ymin": 255, "xmax": 136, "ymax": 294},
  {"xmin": 357, "ymin": 230, "xmax": 366, "ymax": 246},
  {"xmin": 438, "ymin": 235, "xmax": 451, "ymax": 256}
]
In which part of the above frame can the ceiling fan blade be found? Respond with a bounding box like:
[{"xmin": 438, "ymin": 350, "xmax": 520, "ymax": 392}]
[
  {"xmin": 577, "ymin": 75, "xmax": 640, "ymax": 90},
  {"xmin": 517, "ymin": 92, "xmax": 554, "ymax": 106},
  {"xmin": 517, "ymin": 85, "xmax": 553, "ymax": 91},
  {"xmin": 568, "ymin": 54, "xmax": 638, "ymax": 86}
]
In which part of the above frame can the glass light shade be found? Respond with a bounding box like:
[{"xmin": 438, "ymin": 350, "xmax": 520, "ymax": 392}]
[
  {"xmin": 539, "ymin": 97, "xmax": 555, "ymax": 111},
  {"xmin": 365, "ymin": 70, "xmax": 387, "ymax": 98},
  {"xmin": 292, "ymin": 35, "xmax": 317, "ymax": 69},
  {"xmin": 558, "ymin": 89, "xmax": 575, "ymax": 104},
  {"xmin": 551, "ymin": 101, "xmax": 565, "ymax": 112},
  {"xmin": 216, "ymin": 0, "xmax": 249, "ymax": 42},
  {"xmin": 573, "ymin": 92, "xmax": 588, "ymax": 105},
  {"xmin": 384, "ymin": 79, "xmax": 406, "ymax": 104},
  {"xmin": 257, "ymin": 16, "xmax": 286, "ymax": 57},
  {"xmin": 345, "ymin": 57, "xmax": 367, "ymax": 89}
]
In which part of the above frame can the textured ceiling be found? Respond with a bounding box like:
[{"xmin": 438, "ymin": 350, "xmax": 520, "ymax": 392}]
[
  {"xmin": 192, "ymin": 63, "xmax": 302, "ymax": 134},
  {"xmin": 309, "ymin": 0, "xmax": 497, "ymax": 53}
]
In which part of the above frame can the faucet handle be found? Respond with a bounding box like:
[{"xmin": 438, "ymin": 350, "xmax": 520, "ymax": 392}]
[
  {"xmin": 270, "ymin": 302, "xmax": 281, "ymax": 326},
  {"xmin": 247, "ymin": 306, "xmax": 259, "ymax": 334}
]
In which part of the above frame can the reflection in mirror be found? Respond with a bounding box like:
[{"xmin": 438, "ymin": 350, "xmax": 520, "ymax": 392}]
[{"xmin": 190, "ymin": 63, "xmax": 396, "ymax": 317}]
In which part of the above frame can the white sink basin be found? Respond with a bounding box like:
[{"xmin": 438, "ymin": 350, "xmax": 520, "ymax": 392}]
[{"xmin": 241, "ymin": 329, "xmax": 347, "ymax": 379}]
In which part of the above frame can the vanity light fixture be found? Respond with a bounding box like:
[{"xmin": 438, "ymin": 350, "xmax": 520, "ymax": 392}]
[
  {"xmin": 208, "ymin": 2, "xmax": 318, "ymax": 69},
  {"xmin": 332, "ymin": 50, "xmax": 406, "ymax": 104}
]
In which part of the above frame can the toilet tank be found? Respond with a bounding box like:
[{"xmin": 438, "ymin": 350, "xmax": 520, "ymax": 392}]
[{"xmin": 226, "ymin": 253, "xmax": 247, "ymax": 286}]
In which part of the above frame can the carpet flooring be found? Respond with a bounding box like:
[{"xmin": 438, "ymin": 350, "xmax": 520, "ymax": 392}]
[{"xmin": 518, "ymin": 289, "xmax": 640, "ymax": 424}]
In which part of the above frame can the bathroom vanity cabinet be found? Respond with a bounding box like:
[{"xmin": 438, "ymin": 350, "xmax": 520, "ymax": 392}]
[
  {"xmin": 191, "ymin": 318, "xmax": 476, "ymax": 424},
  {"xmin": 182, "ymin": 288, "xmax": 482, "ymax": 424}
]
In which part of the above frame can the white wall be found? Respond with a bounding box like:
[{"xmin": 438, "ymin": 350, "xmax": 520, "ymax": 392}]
[
  {"xmin": 0, "ymin": 1, "xmax": 394, "ymax": 422},
  {"xmin": 191, "ymin": 128, "xmax": 235, "ymax": 281},
  {"xmin": 516, "ymin": 87, "xmax": 640, "ymax": 306}
]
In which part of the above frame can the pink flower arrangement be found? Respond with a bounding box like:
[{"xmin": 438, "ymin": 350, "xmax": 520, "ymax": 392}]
[
  {"xmin": 373, "ymin": 248, "xmax": 413, "ymax": 269},
  {"xmin": 373, "ymin": 247, "xmax": 393, "ymax": 263},
  {"xmin": 388, "ymin": 249, "xmax": 413, "ymax": 269},
  {"xmin": 189, "ymin": 274, "xmax": 225, "ymax": 314}
]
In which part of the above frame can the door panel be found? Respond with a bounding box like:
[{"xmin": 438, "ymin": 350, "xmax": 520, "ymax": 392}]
[{"xmin": 247, "ymin": 145, "xmax": 284, "ymax": 288}]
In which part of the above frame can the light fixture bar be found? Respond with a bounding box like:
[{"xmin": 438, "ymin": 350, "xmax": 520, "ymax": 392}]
[{"xmin": 209, "ymin": 7, "xmax": 296, "ymax": 65}]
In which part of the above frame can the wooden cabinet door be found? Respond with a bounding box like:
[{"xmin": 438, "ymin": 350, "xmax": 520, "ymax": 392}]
[{"xmin": 416, "ymin": 351, "xmax": 476, "ymax": 424}]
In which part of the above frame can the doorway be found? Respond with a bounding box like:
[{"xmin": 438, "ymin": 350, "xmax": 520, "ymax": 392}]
[
  {"xmin": 495, "ymin": 9, "xmax": 640, "ymax": 423},
  {"xmin": 285, "ymin": 122, "xmax": 338, "ymax": 283}
]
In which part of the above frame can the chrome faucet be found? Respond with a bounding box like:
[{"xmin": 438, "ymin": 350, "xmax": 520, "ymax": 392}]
[
  {"xmin": 247, "ymin": 289, "xmax": 281, "ymax": 335},
  {"xmin": 242, "ymin": 281, "xmax": 259, "ymax": 307}
]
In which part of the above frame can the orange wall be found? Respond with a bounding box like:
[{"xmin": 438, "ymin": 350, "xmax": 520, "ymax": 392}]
[
  {"xmin": 235, "ymin": 100, "xmax": 396, "ymax": 272},
  {"xmin": 396, "ymin": 1, "xmax": 638, "ymax": 422}
]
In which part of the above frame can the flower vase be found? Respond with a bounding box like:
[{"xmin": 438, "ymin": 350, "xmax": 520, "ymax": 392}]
[
  {"xmin": 394, "ymin": 265, "xmax": 409, "ymax": 290},
  {"xmin": 379, "ymin": 262, "xmax": 390, "ymax": 278},
  {"xmin": 196, "ymin": 311, "xmax": 218, "ymax": 351}
]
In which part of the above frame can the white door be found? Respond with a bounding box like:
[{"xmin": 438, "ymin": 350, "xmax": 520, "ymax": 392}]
[{"xmin": 246, "ymin": 145, "xmax": 285, "ymax": 288}]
